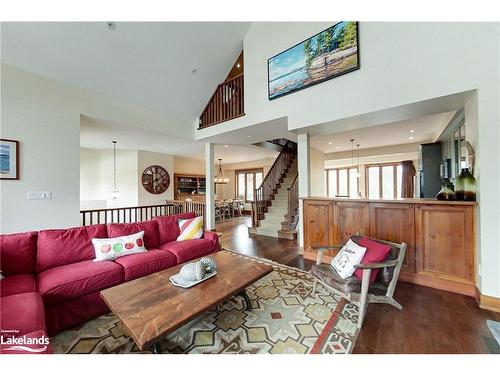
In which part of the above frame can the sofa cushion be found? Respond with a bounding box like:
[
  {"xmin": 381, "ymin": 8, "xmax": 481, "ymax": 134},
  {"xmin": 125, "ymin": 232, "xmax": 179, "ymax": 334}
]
[
  {"xmin": 154, "ymin": 212, "xmax": 196, "ymax": 245},
  {"xmin": 0, "ymin": 292, "xmax": 46, "ymax": 337},
  {"xmin": 37, "ymin": 224, "xmax": 108, "ymax": 272},
  {"xmin": 108, "ymin": 220, "xmax": 160, "ymax": 249},
  {"xmin": 92, "ymin": 231, "xmax": 147, "ymax": 262},
  {"xmin": 177, "ymin": 216, "xmax": 204, "ymax": 241},
  {"xmin": 159, "ymin": 238, "xmax": 214, "ymax": 263},
  {"xmin": 0, "ymin": 231, "xmax": 38, "ymax": 275},
  {"xmin": 114, "ymin": 249, "xmax": 177, "ymax": 281},
  {"xmin": 0, "ymin": 274, "xmax": 37, "ymax": 298},
  {"xmin": 353, "ymin": 237, "xmax": 392, "ymax": 283},
  {"xmin": 37, "ymin": 260, "xmax": 123, "ymax": 304}
]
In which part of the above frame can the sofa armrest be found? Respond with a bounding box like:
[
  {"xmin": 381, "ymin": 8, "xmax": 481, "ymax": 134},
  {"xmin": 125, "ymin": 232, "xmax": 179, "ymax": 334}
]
[{"xmin": 203, "ymin": 231, "xmax": 221, "ymax": 251}]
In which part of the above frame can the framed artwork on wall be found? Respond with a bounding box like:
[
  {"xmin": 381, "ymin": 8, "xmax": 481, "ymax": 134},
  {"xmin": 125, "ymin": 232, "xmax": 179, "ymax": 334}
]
[
  {"xmin": 0, "ymin": 139, "xmax": 19, "ymax": 180},
  {"xmin": 268, "ymin": 21, "xmax": 360, "ymax": 100}
]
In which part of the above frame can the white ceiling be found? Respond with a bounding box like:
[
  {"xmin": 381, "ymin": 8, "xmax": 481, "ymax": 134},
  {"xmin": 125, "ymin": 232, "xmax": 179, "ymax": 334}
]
[
  {"xmin": 311, "ymin": 112, "xmax": 455, "ymax": 154},
  {"xmin": 1, "ymin": 22, "xmax": 251, "ymax": 122},
  {"xmin": 80, "ymin": 116, "xmax": 278, "ymax": 164}
]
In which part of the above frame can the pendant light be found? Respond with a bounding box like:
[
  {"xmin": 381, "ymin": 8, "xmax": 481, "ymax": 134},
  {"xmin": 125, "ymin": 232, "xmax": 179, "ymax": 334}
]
[
  {"xmin": 356, "ymin": 143, "xmax": 360, "ymax": 178},
  {"xmin": 350, "ymin": 139, "xmax": 356, "ymax": 172},
  {"xmin": 109, "ymin": 140, "xmax": 120, "ymax": 200},
  {"xmin": 214, "ymin": 158, "xmax": 229, "ymax": 184}
]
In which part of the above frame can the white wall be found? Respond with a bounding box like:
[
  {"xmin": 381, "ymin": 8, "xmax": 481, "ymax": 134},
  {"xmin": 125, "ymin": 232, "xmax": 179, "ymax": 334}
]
[
  {"xmin": 100, "ymin": 149, "xmax": 139, "ymax": 208},
  {"xmin": 1, "ymin": 64, "xmax": 192, "ymax": 233},
  {"xmin": 1, "ymin": 64, "xmax": 80, "ymax": 233},
  {"xmin": 310, "ymin": 147, "xmax": 325, "ymax": 197},
  {"xmin": 173, "ymin": 156, "xmax": 205, "ymax": 175},
  {"xmin": 79, "ymin": 148, "xmax": 174, "ymax": 209},
  {"xmin": 80, "ymin": 148, "xmax": 102, "ymax": 202},
  {"xmin": 197, "ymin": 22, "xmax": 500, "ymax": 299}
]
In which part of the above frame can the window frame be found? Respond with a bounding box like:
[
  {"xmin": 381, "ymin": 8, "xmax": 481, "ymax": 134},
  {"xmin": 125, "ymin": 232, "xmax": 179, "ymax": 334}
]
[
  {"xmin": 365, "ymin": 162, "xmax": 404, "ymax": 199},
  {"xmin": 325, "ymin": 166, "xmax": 359, "ymax": 198},
  {"xmin": 235, "ymin": 168, "xmax": 264, "ymax": 203}
]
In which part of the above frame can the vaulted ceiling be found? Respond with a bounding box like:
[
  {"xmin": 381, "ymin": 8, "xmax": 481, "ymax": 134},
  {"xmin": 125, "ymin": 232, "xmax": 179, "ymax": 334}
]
[{"xmin": 1, "ymin": 22, "xmax": 251, "ymax": 122}]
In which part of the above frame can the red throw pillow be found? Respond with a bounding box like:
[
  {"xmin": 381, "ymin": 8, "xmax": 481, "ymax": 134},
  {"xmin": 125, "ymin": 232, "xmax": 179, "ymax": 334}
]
[{"xmin": 353, "ymin": 237, "xmax": 392, "ymax": 283}]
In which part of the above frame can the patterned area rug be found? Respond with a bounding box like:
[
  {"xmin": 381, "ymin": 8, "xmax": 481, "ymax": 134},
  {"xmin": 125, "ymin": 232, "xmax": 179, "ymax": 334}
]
[{"xmin": 52, "ymin": 252, "xmax": 360, "ymax": 354}]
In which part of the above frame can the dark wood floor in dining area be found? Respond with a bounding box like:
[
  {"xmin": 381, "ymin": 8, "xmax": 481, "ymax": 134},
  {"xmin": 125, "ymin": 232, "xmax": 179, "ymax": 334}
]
[{"xmin": 216, "ymin": 216, "xmax": 500, "ymax": 354}]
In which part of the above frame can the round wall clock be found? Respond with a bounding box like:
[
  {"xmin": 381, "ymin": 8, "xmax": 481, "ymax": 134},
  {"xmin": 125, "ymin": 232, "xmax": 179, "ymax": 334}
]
[{"xmin": 142, "ymin": 165, "xmax": 170, "ymax": 194}]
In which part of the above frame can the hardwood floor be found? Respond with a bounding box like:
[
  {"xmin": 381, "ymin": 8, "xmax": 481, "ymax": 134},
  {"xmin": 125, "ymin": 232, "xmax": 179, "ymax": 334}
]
[{"xmin": 216, "ymin": 216, "xmax": 500, "ymax": 354}]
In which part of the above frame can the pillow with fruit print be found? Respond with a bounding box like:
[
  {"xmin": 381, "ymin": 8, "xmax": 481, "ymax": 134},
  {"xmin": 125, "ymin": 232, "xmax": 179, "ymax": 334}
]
[{"xmin": 91, "ymin": 231, "xmax": 147, "ymax": 262}]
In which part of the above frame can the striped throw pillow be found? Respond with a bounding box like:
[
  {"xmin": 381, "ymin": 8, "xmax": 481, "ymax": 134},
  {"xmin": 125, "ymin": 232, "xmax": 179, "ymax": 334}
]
[{"xmin": 177, "ymin": 216, "xmax": 204, "ymax": 241}]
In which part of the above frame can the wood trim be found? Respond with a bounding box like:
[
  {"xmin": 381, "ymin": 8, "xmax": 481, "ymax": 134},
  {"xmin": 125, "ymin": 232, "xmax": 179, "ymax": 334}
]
[
  {"xmin": 235, "ymin": 168, "xmax": 263, "ymax": 203},
  {"xmin": 325, "ymin": 166, "xmax": 358, "ymax": 197},
  {"xmin": 0, "ymin": 138, "xmax": 20, "ymax": 180},
  {"xmin": 365, "ymin": 162, "xmax": 403, "ymax": 199},
  {"xmin": 478, "ymin": 293, "xmax": 500, "ymax": 313},
  {"xmin": 399, "ymin": 272, "xmax": 476, "ymax": 297}
]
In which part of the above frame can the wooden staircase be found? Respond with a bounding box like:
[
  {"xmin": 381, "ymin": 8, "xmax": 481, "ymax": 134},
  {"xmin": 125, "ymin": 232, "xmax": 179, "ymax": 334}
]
[{"xmin": 250, "ymin": 141, "xmax": 299, "ymax": 240}]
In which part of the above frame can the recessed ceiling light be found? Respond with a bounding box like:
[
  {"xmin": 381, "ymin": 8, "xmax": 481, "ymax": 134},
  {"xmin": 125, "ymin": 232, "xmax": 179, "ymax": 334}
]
[
  {"xmin": 409, "ymin": 129, "xmax": 415, "ymax": 133},
  {"xmin": 224, "ymin": 144, "xmax": 228, "ymax": 148},
  {"xmin": 237, "ymin": 63, "xmax": 241, "ymax": 68},
  {"xmin": 106, "ymin": 22, "xmax": 116, "ymax": 31},
  {"xmin": 409, "ymin": 136, "xmax": 414, "ymax": 140},
  {"xmin": 247, "ymin": 135, "xmax": 252, "ymax": 138},
  {"xmin": 328, "ymin": 142, "xmax": 332, "ymax": 145},
  {"xmin": 336, "ymin": 146, "xmax": 340, "ymax": 150}
]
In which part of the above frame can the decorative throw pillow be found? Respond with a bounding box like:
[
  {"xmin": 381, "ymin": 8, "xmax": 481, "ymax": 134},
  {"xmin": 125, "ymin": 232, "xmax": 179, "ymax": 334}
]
[
  {"xmin": 353, "ymin": 237, "xmax": 392, "ymax": 283},
  {"xmin": 92, "ymin": 231, "xmax": 147, "ymax": 262},
  {"xmin": 177, "ymin": 216, "xmax": 204, "ymax": 241},
  {"xmin": 330, "ymin": 239, "xmax": 367, "ymax": 279}
]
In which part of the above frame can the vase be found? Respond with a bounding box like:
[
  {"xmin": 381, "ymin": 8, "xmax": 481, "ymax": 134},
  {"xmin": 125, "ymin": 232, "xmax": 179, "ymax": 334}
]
[
  {"xmin": 436, "ymin": 180, "xmax": 456, "ymax": 201},
  {"xmin": 455, "ymin": 168, "xmax": 476, "ymax": 201},
  {"xmin": 462, "ymin": 168, "xmax": 476, "ymax": 201},
  {"xmin": 455, "ymin": 170, "xmax": 465, "ymax": 201}
]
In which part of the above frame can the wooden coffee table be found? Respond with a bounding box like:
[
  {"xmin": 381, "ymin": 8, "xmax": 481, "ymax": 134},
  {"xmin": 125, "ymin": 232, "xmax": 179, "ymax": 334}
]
[{"xmin": 100, "ymin": 251, "xmax": 273, "ymax": 353}]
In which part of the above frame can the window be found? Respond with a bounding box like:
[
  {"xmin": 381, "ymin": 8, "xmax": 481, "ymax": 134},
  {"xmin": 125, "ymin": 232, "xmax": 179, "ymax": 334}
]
[
  {"xmin": 325, "ymin": 168, "xmax": 359, "ymax": 198},
  {"xmin": 366, "ymin": 163, "xmax": 404, "ymax": 199},
  {"xmin": 235, "ymin": 169, "xmax": 263, "ymax": 202}
]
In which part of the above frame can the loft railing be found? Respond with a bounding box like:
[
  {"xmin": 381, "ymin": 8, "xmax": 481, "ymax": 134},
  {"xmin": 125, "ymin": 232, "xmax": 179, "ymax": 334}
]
[
  {"xmin": 286, "ymin": 173, "xmax": 299, "ymax": 229},
  {"xmin": 165, "ymin": 200, "xmax": 206, "ymax": 220},
  {"xmin": 252, "ymin": 141, "xmax": 297, "ymax": 227},
  {"xmin": 80, "ymin": 201, "xmax": 206, "ymax": 226},
  {"xmin": 198, "ymin": 73, "xmax": 244, "ymax": 129},
  {"xmin": 80, "ymin": 204, "xmax": 179, "ymax": 226}
]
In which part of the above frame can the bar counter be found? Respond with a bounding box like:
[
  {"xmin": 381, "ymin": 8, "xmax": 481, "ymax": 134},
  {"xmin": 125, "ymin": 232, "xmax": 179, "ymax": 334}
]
[{"xmin": 300, "ymin": 196, "xmax": 476, "ymax": 296}]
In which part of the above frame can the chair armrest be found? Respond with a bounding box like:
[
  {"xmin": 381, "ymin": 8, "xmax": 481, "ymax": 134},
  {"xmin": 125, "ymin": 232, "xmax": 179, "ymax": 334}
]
[
  {"xmin": 308, "ymin": 245, "xmax": 343, "ymax": 251},
  {"xmin": 308, "ymin": 245, "xmax": 343, "ymax": 265},
  {"xmin": 353, "ymin": 260, "xmax": 399, "ymax": 270}
]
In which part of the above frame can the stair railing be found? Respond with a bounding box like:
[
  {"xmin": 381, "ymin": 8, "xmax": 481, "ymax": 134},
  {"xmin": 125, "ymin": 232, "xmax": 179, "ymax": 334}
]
[
  {"xmin": 198, "ymin": 73, "xmax": 244, "ymax": 129},
  {"xmin": 252, "ymin": 141, "xmax": 297, "ymax": 227},
  {"xmin": 286, "ymin": 173, "xmax": 299, "ymax": 229}
]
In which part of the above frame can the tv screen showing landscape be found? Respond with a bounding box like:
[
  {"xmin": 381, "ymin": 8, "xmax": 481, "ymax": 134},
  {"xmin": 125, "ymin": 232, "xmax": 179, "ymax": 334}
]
[{"xmin": 268, "ymin": 21, "xmax": 359, "ymax": 100}]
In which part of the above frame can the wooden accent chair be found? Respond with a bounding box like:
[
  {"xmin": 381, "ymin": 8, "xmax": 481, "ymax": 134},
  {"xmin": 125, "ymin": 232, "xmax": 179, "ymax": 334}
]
[{"xmin": 310, "ymin": 235, "xmax": 407, "ymax": 328}]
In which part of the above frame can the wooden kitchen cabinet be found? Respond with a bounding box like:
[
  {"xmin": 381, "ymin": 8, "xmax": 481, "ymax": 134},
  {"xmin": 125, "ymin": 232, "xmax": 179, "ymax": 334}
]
[
  {"xmin": 302, "ymin": 200, "xmax": 334, "ymax": 255},
  {"xmin": 369, "ymin": 203, "xmax": 416, "ymax": 274},
  {"xmin": 334, "ymin": 201, "xmax": 370, "ymax": 244},
  {"xmin": 302, "ymin": 197, "xmax": 476, "ymax": 296},
  {"xmin": 414, "ymin": 204, "xmax": 475, "ymax": 293}
]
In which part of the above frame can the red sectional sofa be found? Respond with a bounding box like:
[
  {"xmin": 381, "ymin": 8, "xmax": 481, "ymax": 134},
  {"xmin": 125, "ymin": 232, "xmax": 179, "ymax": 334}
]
[{"xmin": 0, "ymin": 212, "xmax": 219, "ymax": 354}]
